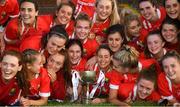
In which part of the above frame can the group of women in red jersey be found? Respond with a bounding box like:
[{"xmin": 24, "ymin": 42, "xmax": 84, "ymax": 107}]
[{"xmin": 0, "ymin": 0, "xmax": 180, "ymax": 106}]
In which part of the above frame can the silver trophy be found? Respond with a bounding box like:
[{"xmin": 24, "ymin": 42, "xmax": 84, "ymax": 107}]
[{"xmin": 81, "ymin": 70, "xmax": 96, "ymax": 104}]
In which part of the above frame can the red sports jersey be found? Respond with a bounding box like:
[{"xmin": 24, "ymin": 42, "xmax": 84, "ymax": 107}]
[
  {"xmin": 91, "ymin": 18, "xmax": 111, "ymax": 43},
  {"xmin": 19, "ymin": 34, "xmax": 42, "ymax": 52},
  {"xmin": 4, "ymin": 15, "xmax": 51, "ymax": 51},
  {"xmin": 50, "ymin": 71, "xmax": 66, "ymax": 101},
  {"xmin": 158, "ymin": 72, "xmax": 180, "ymax": 101},
  {"xmin": 71, "ymin": 58, "xmax": 87, "ymax": 72},
  {"xmin": 82, "ymin": 38, "xmax": 99, "ymax": 59},
  {"xmin": 109, "ymin": 70, "xmax": 124, "ymax": 90},
  {"xmin": 28, "ymin": 68, "xmax": 50, "ymax": 99},
  {"xmin": 0, "ymin": 0, "xmax": 19, "ymax": 26},
  {"xmin": 118, "ymin": 83, "xmax": 161, "ymax": 102},
  {"xmin": 65, "ymin": 20, "xmax": 75, "ymax": 38},
  {"xmin": 72, "ymin": 0, "xmax": 95, "ymax": 19},
  {"xmin": 89, "ymin": 63, "xmax": 118, "ymax": 97},
  {"xmin": 164, "ymin": 40, "xmax": 180, "ymax": 54},
  {"xmin": 141, "ymin": 6, "xmax": 166, "ymax": 32},
  {"xmin": 122, "ymin": 73, "xmax": 139, "ymax": 84},
  {"xmin": 0, "ymin": 72, "xmax": 21, "ymax": 105},
  {"xmin": 48, "ymin": 15, "xmax": 75, "ymax": 38},
  {"xmin": 139, "ymin": 58, "xmax": 162, "ymax": 75},
  {"xmin": 110, "ymin": 58, "xmax": 162, "ymax": 91},
  {"xmin": 127, "ymin": 28, "xmax": 148, "ymax": 53}
]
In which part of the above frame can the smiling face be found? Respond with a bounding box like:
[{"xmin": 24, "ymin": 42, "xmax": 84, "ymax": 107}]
[
  {"xmin": 127, "ymin": 20, "xmax": 141, "ymax": 37},
  {"xmin": 107, "ymin": 32, "xmax": 123, "ymax": 52},
  {"xmin": 139, "ymin": 1, "xmax": 157, "ymax": 21},
  {"xmin": 97, "ymin": 48, "xmax": 111, "ymax": 70},
  {"xmin": 1, "ymin": 55, "xmax": 21, "ymax": 83},
  {"xmin": 147, "ymin": 34, "xmax": 164, "ymax": 55},
  {"xmin": 68, "ymin": 44, "xmax": 82, "ymax": 65},
  {"xmin": 46, "ymin": 35, "xmax": 66, "ymax": 55},
  {"xmin": 29, "ymin": 54, "xmax": 43, "ymax": 74},
  {"xmin": 75, "ymin": 20, "xmax": 90, "ymax": 41},
  {"xmin": 137, "ymin": 78, "xmax": 154, "ymax": 99},
  {"xmin": 47, "ymin": 53, "xmax": 65, "ymax": 73},
  {"xmin": 20, "ymin": 1, "xmax": 38, "ymax": 25},
  {"xmin": 161, "ymin": 23, "xmax": 178, "ymax": 43},
  {"xmin": 96, "ymin": 0, "xmax": 113, "ymax": 21},
  {"xmin": 165, "ymin": 0, "xmax": 180, "ymax": 19},
  {"xmin": 163, "ymin": 57, "xmax": 180, "ymax": 81},
  {"xmin": 56, "ymin": 5, "xmax": 73, "ymax": 25}
]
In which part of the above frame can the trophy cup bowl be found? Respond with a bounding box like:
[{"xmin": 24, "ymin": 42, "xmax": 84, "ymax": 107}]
[
  {"xmin": 81, "ymin": 70, "xmax": 96, "ymax": 83},
  {"xmin": 81, "ymin": 71, "xmax": 96, "ymax": 104}
]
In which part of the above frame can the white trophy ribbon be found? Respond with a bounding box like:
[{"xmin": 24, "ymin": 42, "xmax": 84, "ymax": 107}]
[
  {"xmin": 89, "ymin": 70, "xmax": 105, "ymax": 98},
  {"xmin": 71, "ymin": 70, "xmax": 80, "ymax": 101}
]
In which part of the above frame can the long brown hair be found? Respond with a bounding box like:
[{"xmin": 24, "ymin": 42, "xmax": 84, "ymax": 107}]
[
  {"xmin": 21, "ymin": 49, "xmax": 41, "ymax": 95},
  {"xmin": 57, "ymin": 49, "xmax": 72, "ymax": 86}
]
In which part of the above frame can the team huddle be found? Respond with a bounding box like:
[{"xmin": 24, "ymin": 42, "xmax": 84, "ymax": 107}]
[{"xmin": 0, "ymin": 0, "xmax": 180, "ymax": 106}]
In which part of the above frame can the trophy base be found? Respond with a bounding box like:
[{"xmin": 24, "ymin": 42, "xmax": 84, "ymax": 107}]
[{"xmin": 81, "ymin": 97, "xmax": 92, "ymax": 104}]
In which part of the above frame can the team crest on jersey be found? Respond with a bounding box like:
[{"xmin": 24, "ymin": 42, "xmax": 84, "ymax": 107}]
[
  {"xmin": 83, "ymin": 48, "xmax": 87, "ymax": 55},
  {"xmin": 176, "ymin": 89, "xmax": 180, "ymax": 96},
  {"xmin": 105, "ymin": 78, "xmax": 109, "ymax": 83},
  {"xmin": 1, "ymin": 11, "xmax": 6, "ymax": 19},
  {"xmin": 9, "ymin": 88, "xmax": 16, "ymax": 96}
]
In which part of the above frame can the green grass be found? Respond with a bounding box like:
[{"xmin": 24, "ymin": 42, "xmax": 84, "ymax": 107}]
[{"xmin": 47, "ymin": 100, "xmax": 158, "ymax": 106}]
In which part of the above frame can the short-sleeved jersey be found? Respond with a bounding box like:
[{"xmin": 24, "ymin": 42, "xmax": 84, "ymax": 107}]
[
  {"xmin": 140, "ymin": 6, "xmax": 166, "ymax": 32},
  {"xmin": 0, "ymin": 0, "xmax": 19, "ymax": 26},
  {"xmin": 109, "ymin": 70, "xmax": 124, "ymax": 90},
  {"xmin": 72, "ymin": 0, "xmax": 96, "ymax": 19},
  {"xmin": 82, "ymin": 38, "xmax": 99, "ymax": 59},
  {"xmin": 28, "ymin": 68, "xmax": 50, "ymax": 99},
  {"xmin": 89, "ymin": 63, "xmax": 119, "ymax": 97},
  {"xmin": 50, "ymin": 71, "xmax": 66, "ymax": 101},
  {"xmin": 158, "ymin": 72, "xmax": 180, "ymax": 101},
  {"xmin": 4, "ymin": 15, "xmax": 51, "ymax": 51},
  {"xmin": 91, "ymin": 18, "xmax": 110, "ymax": 43},
  {"xmin": 110, "ymin": 71, "xmax": 138, "ymax": 92},
  {"xmin": 0, "ymin": 72, "xmax": 20, "ymax": 105},
  {"xmin": 118, "ymin": 83, "xmax": 161, "ymax": 102},
  {"xmin": 71, "ymin": 58, "xmax": 87, "ymax": 72},
  {"xmin": 110, "ymin": 58, "xmax": 162, "ymax": 91},
  {"xmin": 19, "ymin": 34, "xmax": 42, "ymax": 52},
  {"xmin": 91, "ymin": 69, "xmax": 120, "ymax": 97}
]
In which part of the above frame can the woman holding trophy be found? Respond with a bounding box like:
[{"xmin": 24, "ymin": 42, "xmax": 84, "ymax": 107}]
[{"xmin": 85, "ymin": 44, "xmax": 122, "ymax": 104}]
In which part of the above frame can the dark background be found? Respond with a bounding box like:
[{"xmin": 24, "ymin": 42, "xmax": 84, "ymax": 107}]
[{"xmin": 18, "ymin": 0, "xmax": 164, "ymax": 15}]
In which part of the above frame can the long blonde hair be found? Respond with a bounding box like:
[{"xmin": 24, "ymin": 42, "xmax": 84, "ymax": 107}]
[{"xmin": 95, "ymin": 0, "xmax": 120, "ymax": 25}]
